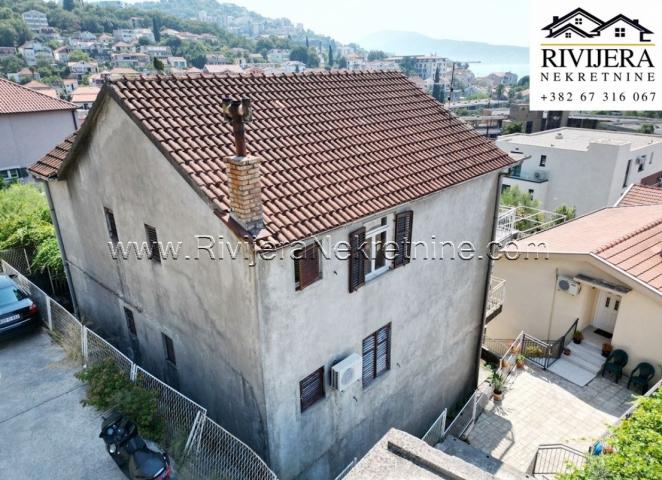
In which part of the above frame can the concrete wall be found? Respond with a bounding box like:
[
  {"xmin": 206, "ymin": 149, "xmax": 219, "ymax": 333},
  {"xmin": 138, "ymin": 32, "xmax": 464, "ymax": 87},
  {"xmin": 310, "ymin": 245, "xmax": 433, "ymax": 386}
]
[
  {"xmin": 0, "ymin": 110, "xmax": 77, "ymax": 171},
  {"xmin": 257, "ymin": 172, "xmax": 499, "ymax": 479},
  {"xmin": 47, "ymin": 99, "xmax": 269, "ymax": 455}
]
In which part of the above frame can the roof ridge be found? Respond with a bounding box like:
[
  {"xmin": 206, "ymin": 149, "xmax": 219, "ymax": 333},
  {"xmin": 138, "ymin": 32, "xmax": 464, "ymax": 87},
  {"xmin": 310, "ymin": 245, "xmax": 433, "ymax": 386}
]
[
  {"xmin": 0, "ymin": 77, "xmax": 77, "ymax": 110},
  {"xmin": 593, "ymin": 215, "xmax": 662, "ymax": 254}
]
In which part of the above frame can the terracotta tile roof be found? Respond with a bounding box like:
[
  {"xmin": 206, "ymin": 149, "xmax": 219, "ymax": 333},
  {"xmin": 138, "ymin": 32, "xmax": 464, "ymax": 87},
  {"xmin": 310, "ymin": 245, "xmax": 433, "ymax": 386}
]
[
  {"xmin": 0, "ymin": 78, "xmax": 76, "ymax": 114},
  {"xmin": 510, "ymin": 206, "xmax": 662, "ymax": 293},
  {"xmin": 30, "ymin": 71, "xmax": 514, "ymax": 248},
  {"xmin": 616, "ymin": 184, "xmax": 662, "ymax": 207},
  {"xmin": 29, "ymin": 133, "xmax": 77, "ymax": 179}
]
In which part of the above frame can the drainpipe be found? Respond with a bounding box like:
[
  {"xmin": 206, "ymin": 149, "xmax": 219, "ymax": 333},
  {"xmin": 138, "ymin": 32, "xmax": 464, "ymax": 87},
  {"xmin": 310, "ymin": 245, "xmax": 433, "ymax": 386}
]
[
  {"xmin": 546, "ymin": 268, "xmax": 559, "ymax": 342},
  {"xmin": 472, "ymin": 169, "xmax": 507, "ymax": 389},
  {"xmin": 43, "ymin": 181, "xmax": 79, "ymax": 316}
]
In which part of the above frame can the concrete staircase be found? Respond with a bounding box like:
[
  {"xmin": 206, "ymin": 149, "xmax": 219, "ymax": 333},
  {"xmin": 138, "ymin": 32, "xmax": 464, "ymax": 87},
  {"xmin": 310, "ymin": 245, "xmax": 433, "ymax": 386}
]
[
  {"xmin": 548, "ymin": 339, "xmax": 605, "ymax": 386},
  {"xmin": 438, "ymin": 436, "xmax": 529, "ymax": 480}
]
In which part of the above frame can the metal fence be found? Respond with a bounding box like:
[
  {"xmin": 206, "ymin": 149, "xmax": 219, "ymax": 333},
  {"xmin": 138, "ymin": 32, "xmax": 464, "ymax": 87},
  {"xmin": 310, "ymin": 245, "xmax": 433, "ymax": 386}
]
[
  {"xmin": 422, "ymin": 408, "xmax": 447, "ymax": 446},
  {"xmin": 531, "ymin": 444, "xmax": 587, "ymax": 476},
  {"xmin": 2, "ymin": 260, "xmax": 277, "ymax": 480}
]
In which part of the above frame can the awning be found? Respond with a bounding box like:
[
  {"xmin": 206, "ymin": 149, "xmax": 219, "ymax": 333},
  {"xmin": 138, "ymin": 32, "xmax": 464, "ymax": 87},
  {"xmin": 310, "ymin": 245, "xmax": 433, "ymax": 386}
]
[{"xmin": 573, "ymin": 274, "xmax": 632, "ymax": 295}]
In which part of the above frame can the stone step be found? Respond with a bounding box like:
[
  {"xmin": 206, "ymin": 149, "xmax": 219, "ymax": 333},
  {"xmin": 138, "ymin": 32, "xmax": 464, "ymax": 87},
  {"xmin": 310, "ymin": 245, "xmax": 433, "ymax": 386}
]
[{"xmin": 565, "ymin": 342, "xmax": 605, "ymax": 373}]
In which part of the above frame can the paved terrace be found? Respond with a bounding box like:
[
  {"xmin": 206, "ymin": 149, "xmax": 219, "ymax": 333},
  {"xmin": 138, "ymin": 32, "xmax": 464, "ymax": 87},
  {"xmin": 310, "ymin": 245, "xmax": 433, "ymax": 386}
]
[{"xmin": 466, "ymin": 364, "xmax": 634, "ymax": 472}]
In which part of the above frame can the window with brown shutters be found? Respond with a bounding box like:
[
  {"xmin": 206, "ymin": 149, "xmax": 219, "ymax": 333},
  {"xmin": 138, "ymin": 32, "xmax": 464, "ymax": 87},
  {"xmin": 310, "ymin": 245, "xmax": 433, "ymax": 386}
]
[
  {"xmin": 349, "ymin": 227, "xmax": 366, "ymax": 292},
  {"xmin": 294, "ymin": 243, "xmax": 321, "ymax": 290},
  {"xmin": 393, "ymin": 211, "xmax": 413, "ymax": 268},
  {"xmin": 299, "ymin": 367, "xmax": 325, "ymax": 412},
  {"xmin": 144, "ymin": 224, "xmax": 161, "ymax": 263},
  {"xmin": 362, "ymin": 324, "xmax": 391, "ymax": 387}
]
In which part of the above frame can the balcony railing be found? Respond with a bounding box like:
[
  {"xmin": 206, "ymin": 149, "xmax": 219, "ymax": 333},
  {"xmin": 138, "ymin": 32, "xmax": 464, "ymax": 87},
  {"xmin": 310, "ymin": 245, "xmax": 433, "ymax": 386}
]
[
  {"xmin": 496, "ymin": 205, "xmax": 566, "ymax": 243},
  {"xmin": 486, "ymin": 276, "xmax": 506, "ymax": 319}
]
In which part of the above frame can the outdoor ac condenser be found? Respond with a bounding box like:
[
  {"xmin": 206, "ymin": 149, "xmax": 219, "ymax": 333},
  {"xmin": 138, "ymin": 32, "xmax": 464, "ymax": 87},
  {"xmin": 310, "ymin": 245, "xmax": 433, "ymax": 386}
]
[
  {"xmin": 557, "ymin": 275, "xmax": 581, "ymax": 296},
  {"xmin": 331, "ymin": 353, "xmax": 362, "ymax": 392}
]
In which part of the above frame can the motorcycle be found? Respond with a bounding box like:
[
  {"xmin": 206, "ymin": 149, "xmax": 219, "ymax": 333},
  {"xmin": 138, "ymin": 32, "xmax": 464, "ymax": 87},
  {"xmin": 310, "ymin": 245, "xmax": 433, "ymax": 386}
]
[{"xmin": 100, "ymin": 412, "xmax": 172, "ymax": 480}]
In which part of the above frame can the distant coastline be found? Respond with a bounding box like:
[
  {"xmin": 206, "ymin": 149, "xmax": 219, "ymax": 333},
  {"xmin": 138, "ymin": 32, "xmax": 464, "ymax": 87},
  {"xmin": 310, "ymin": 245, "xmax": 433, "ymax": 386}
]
[{"xmin": 470, "ymin": 64, "xmax": 529, "ymax": 78}]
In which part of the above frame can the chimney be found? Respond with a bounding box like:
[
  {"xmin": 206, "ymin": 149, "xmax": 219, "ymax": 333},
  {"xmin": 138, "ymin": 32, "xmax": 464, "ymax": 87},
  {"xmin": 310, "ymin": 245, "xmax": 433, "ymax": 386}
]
[
  {"xmin": 222, "ymin": 98, "xmax": 264, "ymax": 235},
  {"xmin": 553, "ymin": 16, "xmax": 559, "ymax": 22},
  {"xmin": 633, "ymin": 19, "xmax": 640, "ymax": 24}
]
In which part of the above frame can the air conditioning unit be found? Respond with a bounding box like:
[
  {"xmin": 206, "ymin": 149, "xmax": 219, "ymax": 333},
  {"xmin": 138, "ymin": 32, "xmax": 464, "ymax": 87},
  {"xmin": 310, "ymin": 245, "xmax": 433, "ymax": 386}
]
[
  {"xmin": 331, "ymin": 353, "xmax": 362, "ymax": 392},
  {"xmin": 534, "ymin": 170, "xmax": 544, "ymax": 180},
  {"xmin": 557, "ymin": 275, "xmax": 581, "ymax": 296}
]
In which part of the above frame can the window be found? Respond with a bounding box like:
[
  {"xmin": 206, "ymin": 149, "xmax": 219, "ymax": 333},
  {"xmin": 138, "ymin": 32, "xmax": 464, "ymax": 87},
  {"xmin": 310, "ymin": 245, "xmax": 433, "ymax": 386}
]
[
  {"xmin": 362, "ymin": 324, "xmax": 391, "ymax": 387},
  {"xmin": 393, "ymin": 211, "xmax": 414, "ymax": 269},
  {"xmin": 299, "ymin": 367, "xmax": 324, "ymax": 412},
  {"xmin": 539, "ymin": 155, "xmax": 547, "ymax": 167},
  {"xmin": 623, "ymin": 159, "xmax": 632, "ymax": 188},
  {"xmin": 124, "ymin": 307, "xmax": 136, "ymax": 336},
  {"xmin": 575, "ymin": 17, "xmax": 583, "ymax": 25},
  {"xmin": 510, "ymin": 165, "xmax": 522, "ymax": 177},
  {"xmin": 144, "ymin": 224, "xmax": 161, "ymax": 263},
  {"xmin": 294, "ymin": 243, "xmax": 321, "ymax": 290},
  {"xmin": 614, "ymin": 300, "xmax": 620, "ymax": 311},
  {"xmin": 565, "ymin": 32, "xmax": 572, "ymax": 38},
  {"xmin": 364, "ymin": 218, "xmax": 388, "ymax": 281},
  {"xmin": 162, "ymin": 333, "xmax": 176, "ymax": 365},
  {"xmin": 615, "ymin": 27, "xmax": 625, "ymax": 38},
  {"xmin": 605, "ymin": 297, "xmax": 611, "ymax": 308},
  {"xmin": 104, "ymin": 208, "xmax": 119, "ymax": 242},
  {"xmin": 501, "ymin": 184, "xmax": 511, "ymax": 194}
]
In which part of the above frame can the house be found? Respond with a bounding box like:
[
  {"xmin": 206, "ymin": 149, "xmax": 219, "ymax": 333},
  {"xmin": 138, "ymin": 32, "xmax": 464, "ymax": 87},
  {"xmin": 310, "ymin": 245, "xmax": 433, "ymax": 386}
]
[
  {"xmin": 486, "ymin": 204, "xmax": 662, "ymax": 385},
  {"xmin": 53, "ymin": 46, "xmax": 71, "ymax": 63},
  {"xmin": 99, "ymin": 67, "xmax": 140, "ymax": 83},
  {"xmin": 113, "ymin": 28, "xmax": 154, "ymax": 44},
  {"xmin": 0, "ymin": 78, "xmax": 77, "ymax": 183},
  {"xmin": 202, "ymin": 64, "xmax": 244, "ymax": 74},
  {"xmin": 111, "ymin": 53, "xmax": 150, "ymax": 69},
  {"xmin": 29, "ymin": 71, "xmax": 514, "ymax": 479},
  {"xmin": 21, "ymin": 10, "xmax": 49, "ymax": 32},
  {"xmin": 543, "ymin": 8, "xmax": 653, "ymax": 42},
  {"xmin": 68, "ymin": 60, "xmax": 99, "ymax": 79},
  {"xmin": 266, "ymin": 48, "xmax": 291, "ymax": 63},
  {"xmin": 542, "ymin": 8, "xmax": 604, "ymax": 38},
  {"xmin": 18, "ymin": 41, "xmax": 53, "ymax": 66},
  {"xmin": 592, "ymin": 14, "xmax": 654, "ymax": 43},
  {"xmin": 112, "ymin": 41, "xmax": 134, "ymax": 54},
  {"xmin": 616, "ymin": 184, "xmax": 662, "ymax": 207},
  {"xmin": 23, "ymin": 80, "xmax": 58, "ymax": 99},
  {"xmin": 0, "ymin": 46, "xmax": 17, "ymax": 59},
  {"xmin": 281, "ymin": 60, "xmax": 306, "ymax": 73},
  {"xmin": 205, "ymin": 53, "xmax": 228, "ymax": 65},
  {"xmin": 496, "ymin": 128, "xmax": 662, "ymax": 215},
  {"xmin": 486, "ymin": 72, "xmax": 518, "ymax": 86},
  {"xmin": 140, "ymin": 45, "xmax": 172, "ymax": 59},
  {"xmin": 7, "ymin": 68, "xmax": 39, "ymax": 83},
  {"xmin": 62, "ymin": 78, "xmax": 79, "ymax": 95},
  {"xmin": 70, "ymin": 85, "xmax": 100, "ymax": 117},
  {"xmin": 166, "ymin": 56, "xmax": 187, "ymax": 70}
]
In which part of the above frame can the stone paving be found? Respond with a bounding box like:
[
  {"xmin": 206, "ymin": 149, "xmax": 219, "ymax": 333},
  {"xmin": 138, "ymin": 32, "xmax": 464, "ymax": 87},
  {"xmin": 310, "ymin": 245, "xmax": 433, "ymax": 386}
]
[{"xmin": 466, "ymin": 364, "xmax": 635, "ymax": 472}]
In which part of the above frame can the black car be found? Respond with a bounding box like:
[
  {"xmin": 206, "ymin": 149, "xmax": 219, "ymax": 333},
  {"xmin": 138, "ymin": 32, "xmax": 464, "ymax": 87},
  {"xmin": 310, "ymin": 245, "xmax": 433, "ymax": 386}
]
[{"xmin": 0, "ymin": 275, "xmax": 39, "ymax": 337}]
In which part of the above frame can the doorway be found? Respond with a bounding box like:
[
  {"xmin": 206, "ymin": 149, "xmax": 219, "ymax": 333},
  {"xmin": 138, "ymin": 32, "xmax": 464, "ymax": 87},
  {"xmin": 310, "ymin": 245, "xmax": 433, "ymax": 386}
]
[{"xmin": 592, "ymin": 291, "xmax": 620, "ymax": 335}]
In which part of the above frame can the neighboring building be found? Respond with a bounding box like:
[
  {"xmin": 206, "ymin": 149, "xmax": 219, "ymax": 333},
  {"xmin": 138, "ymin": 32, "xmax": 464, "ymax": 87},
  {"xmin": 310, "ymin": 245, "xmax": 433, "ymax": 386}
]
[
  {"xmin": 0, "ymin": 46, "xmax": 17, "ymax": 59},
  {"xmin": 0, "ymin": 78, "xmax": 77, "ymax": 182},
  {"xmin": 68, "ymin": 60, "xmax": 99, "ymax": 79},
  {"xmin": 616, "ymin": 184, "xmax": 662, "ymax": 206},
  {"xmin": 497, "ymin": 128, "xmax": 662, "ymax": 215},
  {"xmin": 23, "ymin": 80, "xmax": 58, "ymax": 99},
  {"xmin": 29, "ymin": 71, "xmax": 513, "ymax": 479},
  {"xmin": 266, "ymin": 48, "xmax": 290, "ymax": 63},
  {"xmin": 543, "ymin": 8, "xmax": 653, "ymax": 42},
  {"xmin": 205, "ymin": 53, "xmax": 228, "ymax": 65},
  {"xmin": 507, "ymin": 104, "xmax": 599, "ymax": 134},
  {"xmin": 112, "ymin": 41, "xmax": 134, "ymax": 54},
  {"xmin": 111, "ymin": 52, "xmax": 150, "ymax": 69},
  {"xmin": 62, "ymin": 78, "xmax": 79, "ymax": 95},
  {"xmin": 53, "ymin": 46, "xmax": 71, "ymax": 63},
  {"xmin": 281, "ymin": 60, "xmax": 306, "ymax": 73},
  {"xmin": 487, "ymin": 205, "xmax": 662, "ymax": 384},
  {"xmin": 486, "ymin": 72, "xmax": 518, "ymax": 86},
  {"xmin": 166, "ymin": 56, "xmax": 187, "ymax": 70},
  {"xmin": 99, "ymin": 67, "xmax": 140, "ymax": 83},
  {"xmin": 70, "ymin": 85, "xmax": 100, "ymax": 117},
  {"xmin": 140, "ymin": 45, "xmax": 172, "ymax": 59},
  {"xmin": 202, "ymin": 64, "xmax": 244, "ymax": 74},
  {"xmin": 113, "ymin": 28, "xmax": 154, "ymax": 43},
  {"xmin": 21, "ymin": 10, "xmax": 49, "ymax": 32},
  {"xmin": 18, "ymin": 41, "xmax": 53, "ymax": 66},
  {"xmin": 7, "ymin": 68, "xmax": 39, "ymax": 83}
]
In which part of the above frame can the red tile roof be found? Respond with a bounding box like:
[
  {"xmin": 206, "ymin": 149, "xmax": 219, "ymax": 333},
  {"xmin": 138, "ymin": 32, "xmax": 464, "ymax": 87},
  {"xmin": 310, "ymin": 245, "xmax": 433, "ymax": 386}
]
[
  {"xmin": 0, "ymin": 78, "xmax": 76, "ymax": 114},
  {"xmin": 29, "ymin": 133, "xmax": 77, "ymax": 179},
  {"xmin": 30, "ymin": 71, "xmax": 514, "ymax": 248},
  {"xmin": 616, "ymin": 184, "xmax": 662, "ymax": 207}
]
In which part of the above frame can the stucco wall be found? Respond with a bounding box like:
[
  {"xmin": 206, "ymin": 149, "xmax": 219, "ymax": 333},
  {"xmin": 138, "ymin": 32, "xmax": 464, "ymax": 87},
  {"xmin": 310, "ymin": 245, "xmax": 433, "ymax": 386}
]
[
  {"xmin": 0, "ymin": 110, "xmax": 77, "ymax": 171},
  {"xmin": 257, "ymin": 172, "xmax": 499, "ymax": 479},
  {"xmin": 47, "ymin": 99, "xmax": 269, "ymax": 454}
]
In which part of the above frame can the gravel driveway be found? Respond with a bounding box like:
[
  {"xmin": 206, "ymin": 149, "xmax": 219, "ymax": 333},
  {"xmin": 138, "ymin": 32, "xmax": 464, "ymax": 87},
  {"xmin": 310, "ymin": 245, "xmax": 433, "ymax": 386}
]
[{"xmin": 0, "ymin": 329, "xmax": 126, "ymax": 479}]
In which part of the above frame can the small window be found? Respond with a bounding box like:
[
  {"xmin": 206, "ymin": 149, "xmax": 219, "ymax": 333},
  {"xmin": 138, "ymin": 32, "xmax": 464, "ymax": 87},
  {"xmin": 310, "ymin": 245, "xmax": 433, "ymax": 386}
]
[
  {"xmin": 124, "ymin": 307, "xmax": 136, "ymax": 336},
  {"xmin": 539, "ymin": 155, "xmax": 547, "ymax": 167},
  {"xmin": 299, "ymin": 367, "xmax": 324, "ymax": 412},
  {"xmin": 623, "ymin": 159, "xmax": 632, "ymax": 188},
  {"xmin": 528, "ymin": 189, "xmax": 535, "ymax": 199},
  {"xmin": 104, "ymin": 208, "xmax": 119, "ymax": 242},
  {"xmin": 162, "ymin": 333, "xmax": 176, "ymax": 365},
  {"xmin": 614, "ymin": 300, "xmax": 620, "ymax": 311},
  {"xmin": 615, "ymin": 27, "xmax": 625, "ymax": 38},
  {"xmin": 605, "ymin": 297, "xmax": 611, "ymax": 308},
  {"xmin": 144, "ymin": 224, "xmax": 161, "ymax": 263},
  {"xmin": 294, "ymin": 243, "xmax": 321, "ymax": 290},
  {"xmin": 364, "ymin": 219, "xmax": 388, "ymax": 281},
  {"xmin": 565, "ymin": 32, "xmax": 572, "ymax": 38},
  {"xmin": 362, "ymin": 324, "xmax": 391, "ymax": 387},
  {"xmin": 574, "ymin": 18, "xmax": 583, "ymax": 25}
]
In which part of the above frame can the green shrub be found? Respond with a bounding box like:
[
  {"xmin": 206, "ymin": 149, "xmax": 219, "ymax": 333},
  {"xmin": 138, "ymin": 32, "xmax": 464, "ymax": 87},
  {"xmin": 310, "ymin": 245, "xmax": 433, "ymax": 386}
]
[
  {"xmin": 76, "ymin": 361, "xmax": 165, "ymax": 442},
  {"xmin": 560, "ymin": 389, "xmax": 662, "ymax": 480}
]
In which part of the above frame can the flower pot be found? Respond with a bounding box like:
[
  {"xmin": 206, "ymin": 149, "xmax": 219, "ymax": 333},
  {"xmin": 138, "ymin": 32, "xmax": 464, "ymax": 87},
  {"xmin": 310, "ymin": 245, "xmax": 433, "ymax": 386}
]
[
  {"xmin": 563, "ymin": 348, "xmax": 571, "ymax": 356},
  {"xmin": 493, "ymin": 390, "xmax": 503, "ymax": 401},
  {"xmin": 603, "ymin": 445, "xmax": 614, "ymax": 454},
  {"xmin": 573, "ymin": 338, "xmax": 582, "ymax": 344},
  {"xmin": 511, "ymin": 343, "xmax": 521, "ymax": 354},
  {"xmin": 602, "ymin": 343, "xmax": 613, "ymax": 358},
  {"xmin": 516, "ymin": 359, "xmax": 524, "ymax": 369}
]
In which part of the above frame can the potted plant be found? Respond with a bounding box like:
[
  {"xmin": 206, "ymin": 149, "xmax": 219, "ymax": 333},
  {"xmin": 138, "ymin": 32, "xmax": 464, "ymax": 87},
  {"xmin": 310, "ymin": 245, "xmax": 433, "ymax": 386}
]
[
  {"xmin": 490, "ymin": 371, "xmax": 504, "ymax": 401},
  {"xmin": 573, "ymin": 331, "xmax": 584, "ymax": 344},
  {"xmin": 515, "ymin": 354, "xmax": 525, "ymax": 369},
  {"xmin": 500, "ymin": 358, "xmax": 509, "ymax": 369},
  {"xmin": 511, "ymin": 341, "xmax": 521, "ymax": 354},
  {"xmin": 602, "ymin": 342, "xmax": 613, "ymax": 358},
  {"xmin": 563, "ymin": 347, "xmax": 571, "ymax": 356}
]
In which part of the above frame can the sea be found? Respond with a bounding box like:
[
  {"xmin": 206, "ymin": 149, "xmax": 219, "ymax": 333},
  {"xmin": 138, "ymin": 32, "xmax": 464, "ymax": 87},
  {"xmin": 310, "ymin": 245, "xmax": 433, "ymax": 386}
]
[{"xmin": 470, "ymin": 64, "xmax": 530, "ymax": 79}]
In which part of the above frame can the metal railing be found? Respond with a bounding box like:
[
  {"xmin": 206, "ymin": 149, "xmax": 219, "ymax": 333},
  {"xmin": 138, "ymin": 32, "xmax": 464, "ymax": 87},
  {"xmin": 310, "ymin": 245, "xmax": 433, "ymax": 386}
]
[
  {"xmin": 2, "ymin": 260, "xmax": 277, "ymax": 480},
  {"xmin": 496, "ymin": 205, "xmax": 566, "ymax": 243},
  {"xmin": 422, "ymin": 409, "xmax": 447, "ymax": 446},
  {"xmin": 334, "ymin": 457, "xmax": 358, "ymax": 480},
  {"xmin": 486, "ymin": 276, "xmax": 506, "ymax": 318},
  {"xmin": 531, "ymin": 444, "xmax": 586, "ymax": 476}
]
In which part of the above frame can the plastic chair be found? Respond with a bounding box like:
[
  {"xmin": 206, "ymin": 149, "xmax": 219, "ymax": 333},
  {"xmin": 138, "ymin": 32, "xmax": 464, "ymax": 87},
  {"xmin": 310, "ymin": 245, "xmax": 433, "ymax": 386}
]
[
  {"xmin": 601, "ymin": 349, "xmax": 628, "ymax": 383},
  {"xmin": 627, "ymin": 362, "xmax": 655, "ymax": 394}
]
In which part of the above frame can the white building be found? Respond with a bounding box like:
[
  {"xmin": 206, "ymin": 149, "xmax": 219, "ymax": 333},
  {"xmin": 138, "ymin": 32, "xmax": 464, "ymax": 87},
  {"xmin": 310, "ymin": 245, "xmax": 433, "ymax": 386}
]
[
  {"xmin": 21, "ymin": 10, "xmax": 48, "ymax": 32},
  {"xmin": 166, "ymin": 56, "xmax": 187, "ymax": 70},
  {"xmin": 266, "ymin": 48, "xmax": 290, "ymax": 64},
  {"xmin": 18, "ymin": 41, "xmax": 53, "ymax": 66},
  {"xmin": 281, "ymin": 60, "xmax": 306, "ymax": 73},
  {"xmin": 140, "ymin": 45, "xmax": 172, "ymax": 59},
  {"xmin": 412, "ymin": 56, "xmax": 451, "ymax": 80},
  {"xmin": 497, "ymin": 128, "xmax": 662, "ymax": 216},
  {"xmin": 68, "ymin": 61, "xmax": 99, "ymax": 79}
]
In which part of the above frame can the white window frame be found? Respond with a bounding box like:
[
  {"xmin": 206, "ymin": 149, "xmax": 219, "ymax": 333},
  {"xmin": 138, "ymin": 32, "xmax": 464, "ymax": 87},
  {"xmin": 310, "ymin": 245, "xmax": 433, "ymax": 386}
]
[{"xmin": 364, "ymin": 222, "xmax": 390, "ymax": 282}]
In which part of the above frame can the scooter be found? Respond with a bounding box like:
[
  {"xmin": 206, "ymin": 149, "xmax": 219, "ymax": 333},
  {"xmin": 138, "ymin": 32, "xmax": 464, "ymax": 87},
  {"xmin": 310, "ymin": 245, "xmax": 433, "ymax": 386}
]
[{"xmin": 100, "ymin": 412, "xmax": 172, "ymax": 480}]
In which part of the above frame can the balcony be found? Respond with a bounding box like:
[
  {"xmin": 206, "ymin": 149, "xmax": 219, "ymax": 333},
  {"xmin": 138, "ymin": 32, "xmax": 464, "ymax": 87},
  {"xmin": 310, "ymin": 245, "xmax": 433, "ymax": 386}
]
[
  {"xmin": 496, "ymin": 205, "xmax": 566, "ymax": 243},
  {"xmin": 486, "ymin": 276, "xmax": 505, "ymax": 322},
  {"xmin": 507, "ymin": 170, "xmax": 549, "ymax": 183}
]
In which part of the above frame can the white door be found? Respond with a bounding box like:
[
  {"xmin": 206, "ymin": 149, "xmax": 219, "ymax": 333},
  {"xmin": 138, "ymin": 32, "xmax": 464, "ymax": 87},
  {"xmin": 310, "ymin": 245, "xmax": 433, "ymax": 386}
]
[{"xmin": 593, "ymin": 291, "xmax": 620, "ymax": 333}]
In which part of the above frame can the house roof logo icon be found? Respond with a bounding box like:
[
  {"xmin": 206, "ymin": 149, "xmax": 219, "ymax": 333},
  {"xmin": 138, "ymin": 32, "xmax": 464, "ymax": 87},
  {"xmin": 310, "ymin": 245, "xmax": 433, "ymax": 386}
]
[{"xmin": 543, "ymin": 8, "xmax": 653, "ymax": 42}]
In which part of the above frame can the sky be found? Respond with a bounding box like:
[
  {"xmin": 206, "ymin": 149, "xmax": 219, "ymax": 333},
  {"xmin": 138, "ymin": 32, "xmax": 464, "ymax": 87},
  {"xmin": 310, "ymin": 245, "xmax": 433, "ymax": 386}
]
[{"xmin": 120, "ymin": 0, "xmax": 531, "ymax": 47}]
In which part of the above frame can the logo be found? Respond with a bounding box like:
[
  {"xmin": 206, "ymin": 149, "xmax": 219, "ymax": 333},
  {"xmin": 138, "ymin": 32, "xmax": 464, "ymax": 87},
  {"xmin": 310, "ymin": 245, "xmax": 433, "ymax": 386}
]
[{"xmin": 530, "ymin": 1, "xmax": 662, "ymax": 110}]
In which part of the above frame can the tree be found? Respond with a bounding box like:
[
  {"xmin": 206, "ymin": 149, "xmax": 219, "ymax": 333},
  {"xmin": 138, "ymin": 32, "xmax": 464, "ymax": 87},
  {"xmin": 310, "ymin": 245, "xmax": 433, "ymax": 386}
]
[
  {"xmin": 306, "ymin": 49, "xmax": 320, "ymax": 68},
  {"xmin": 502, "ymin": 122, "xmax": 522, "ymax": 134},
  {"xmin": 153, "ymin": 57, "xmax": 164, "ymax": 72},
  {"xmin": 495, "ymin": 83, "xmax": 505, "ymax": 99},
  {"xmin": 338, "ymin": 56, "xmax": 347, "ymax": 69},
  {"xmin": 517, "ymin": 75, "xmax": 529, "ymax": 87},
  {"xmin": 554, "ymin": 205, "xmax": 576, "ymax": 223},
  {"xmin": 63, "ymin": 0, "xmax": 75, "ymax": 12},
  {"xmin": 367, "ymin": 50, "xmax": 386, "ymax": 61},
  {"xmin": 305, "ymin": 36, "xmax": 309, "ymax": 48},
  {"xmin": 639, "ymin": 124, "xmax": 655, "ymax": 134},
  {"xmin": 0, "ymin": 54, "xmax": 25, "ymax": 74},
  {"xmin": 289, "ymin": 46, "xmax": 308, "ymax": 64},
  {"xmin": 399, "ymin": 56, "xmax": 417, "ymax": 76},
  {"xmin": 68, "ymin": 50, "xmax": 89, "ymax": 62},
  {"xmin": 500, "ymin": 185, "xmax": 540, "ymax": 209},
  {"xmin": 152, "ymin": 15, "xmax": 161, "ymax": 43},
  {"xmin": 327, "ymin": 44, "xmax": 333, "ymax": 67},
  {"xmin": 432, "ymin": 65, "xmax": 444, "ymax": 102}
]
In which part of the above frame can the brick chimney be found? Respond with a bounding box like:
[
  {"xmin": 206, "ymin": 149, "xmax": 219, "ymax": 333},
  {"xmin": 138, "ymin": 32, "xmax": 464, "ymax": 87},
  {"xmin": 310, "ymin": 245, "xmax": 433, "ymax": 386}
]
[{"xmin": 222, "ymin": 98, "xmax": 264, "ymax": 235}]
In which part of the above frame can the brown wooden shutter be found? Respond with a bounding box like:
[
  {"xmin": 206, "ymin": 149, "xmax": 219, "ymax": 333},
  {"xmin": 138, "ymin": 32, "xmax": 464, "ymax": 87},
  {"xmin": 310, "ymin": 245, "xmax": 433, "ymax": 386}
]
[
  {"xmin": 393, "ymin": 211, "xmax": 413, "ymax": 268},
  {"xmin": 349, "ymin": 227, "xmax": 366, "ymax": 292},
  {"xmin": 300, "ymin": 367, "xmax": 325, "ymax": 411},
  {"xmin": 297, "ymin": 244, "xmax": 320, "ymax": 290}
]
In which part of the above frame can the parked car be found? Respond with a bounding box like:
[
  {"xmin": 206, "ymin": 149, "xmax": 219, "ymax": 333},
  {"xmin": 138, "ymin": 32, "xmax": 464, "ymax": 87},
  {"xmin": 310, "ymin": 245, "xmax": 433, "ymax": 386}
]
[{"xmin": 0, "ymin": 274, "xmax": 39, "ymax": 337}]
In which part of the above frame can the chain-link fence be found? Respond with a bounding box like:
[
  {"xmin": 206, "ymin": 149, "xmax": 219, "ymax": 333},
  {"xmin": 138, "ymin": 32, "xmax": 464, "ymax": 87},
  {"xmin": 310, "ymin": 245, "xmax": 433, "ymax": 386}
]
[{"xmin": 2, "ymin": 260, "xmax": 277, "ymax": 480}]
